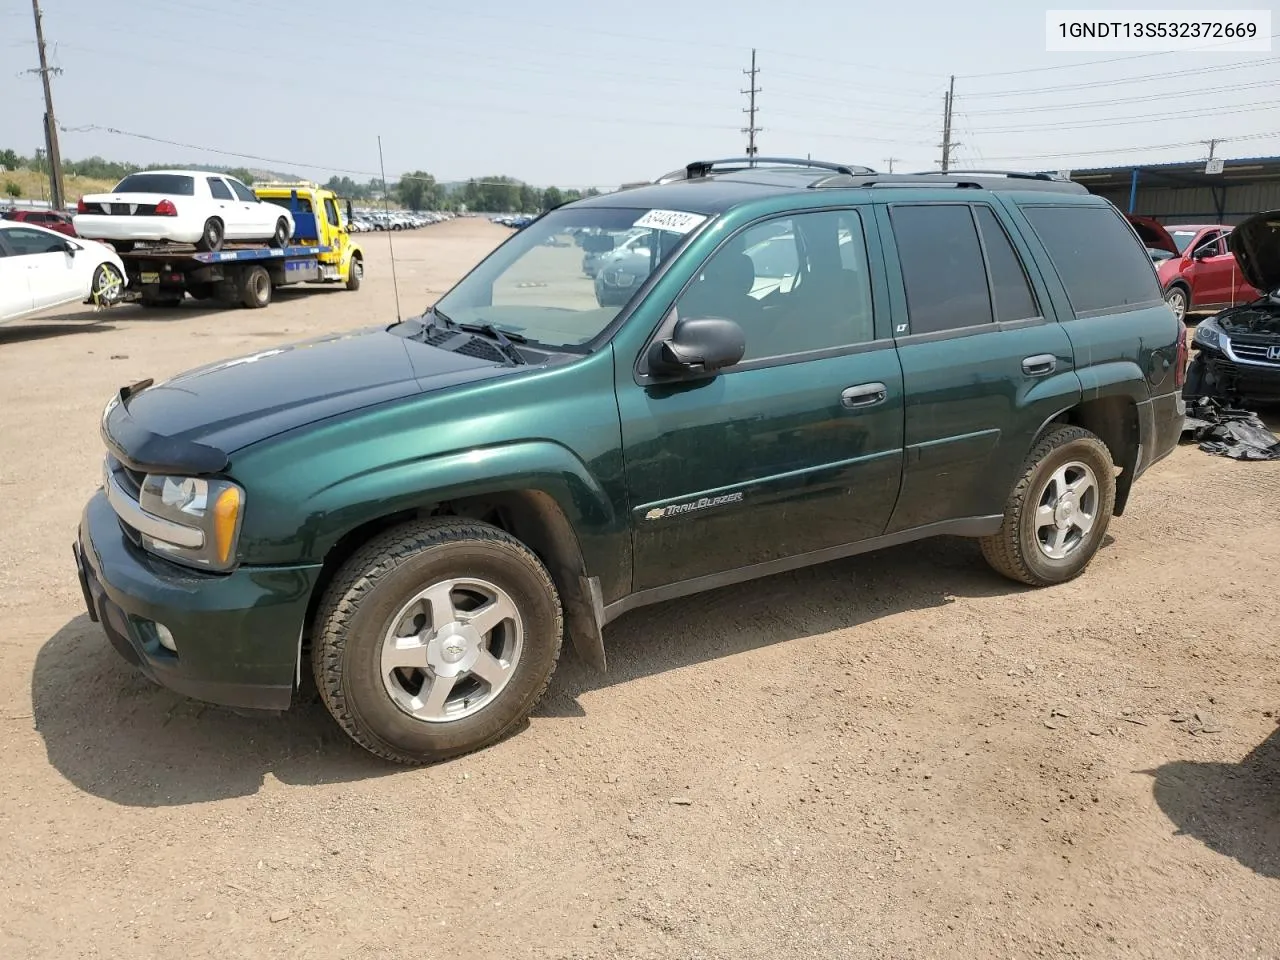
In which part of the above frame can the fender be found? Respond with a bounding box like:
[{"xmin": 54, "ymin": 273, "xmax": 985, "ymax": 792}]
[{"xmin": 238, "ymin": 439, "xmax": 630, "ymax": 600}]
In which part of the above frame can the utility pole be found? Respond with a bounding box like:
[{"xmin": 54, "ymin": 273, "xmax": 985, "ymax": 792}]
[
  {"xmin": 741, "ymin": 48, "xmax": 762, "ymax": 161},
  {"xmin": 882, "ymin": 156, "xmax": 900, "ymax": 173},
  {"xmin": 939, "ymin": 74, "xmax": 958, "ymax": 172},
  {"xmin": 28, "ymin": 0, "xmax": 65, "ymax": 210},
  {"xmin": 1202, "ymin": 138, "xmax": 1219, "ymax": 159}
]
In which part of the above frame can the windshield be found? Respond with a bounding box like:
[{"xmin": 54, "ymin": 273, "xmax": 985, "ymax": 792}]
[
  {"xmin": 1171, "ymin": 230, "xmax": 1199, "ymax": 253},
  {"xmin": 112, "ymin": 173, "xmax": 195, "ymax": 196},
  {"xmin": 433, "ymin": 206, "xmax": 705, "ymax": 347},
  {"xmin": 1148, "ymin": 248, "xmax": 1175, "ymax": 262}
]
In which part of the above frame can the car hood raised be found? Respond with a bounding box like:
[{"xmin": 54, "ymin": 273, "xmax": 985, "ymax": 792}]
[
  {"xmin": 1126, "ymin": 215, "xmax": 1179, "ymax": 256},
  {"xmin": 1228, "ymin": 209, "xmax": 1280, "ymax": 294},
  {"xmin": 1215, "ymin": 301, "xmax": 1280, "ymax": 339},
  {"xmin": 102, "ymin": 325, "xmax": 519, "ymax": 474}
]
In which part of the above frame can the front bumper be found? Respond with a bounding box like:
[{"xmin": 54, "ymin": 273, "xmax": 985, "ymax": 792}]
[
  {"xmin": 74, "ymin": 490, "xmax": 322, "ymax": 711},
  {"xmin": 1185, "ymin": 349, "xmax": 1280, "ymax": 402}
]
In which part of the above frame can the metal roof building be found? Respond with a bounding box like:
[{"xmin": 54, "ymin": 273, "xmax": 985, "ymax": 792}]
[{"xmin": 1049, "ymin": 156, "xmax": 1280, "ymax": 225}]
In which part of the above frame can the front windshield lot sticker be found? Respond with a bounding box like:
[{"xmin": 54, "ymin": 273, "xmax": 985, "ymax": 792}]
[{"xmin": 633, "ymin": 209, "xmax": 708, "ymax": 235}]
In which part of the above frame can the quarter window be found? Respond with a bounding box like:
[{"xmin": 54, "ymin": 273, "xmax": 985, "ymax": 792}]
[
  {"xmin": 673, "ymin": 209, "xmax": 875, "ymax": 363},
  {"xmin": 1022, "ymin": 205, "xmax": 1162, "ymax": 316},
  {"xmin": 890, "ymin": 204, "xmax": 993, "ymax": 335}
]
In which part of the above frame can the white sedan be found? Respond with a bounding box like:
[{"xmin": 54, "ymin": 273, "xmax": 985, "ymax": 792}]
[
  {"xmin": 73, "ymin": 170, "xmax": 294, "ymax": 252},
  {"xmin": 0, "ymin": 220, "xmax": 127, "ymax": 325}
]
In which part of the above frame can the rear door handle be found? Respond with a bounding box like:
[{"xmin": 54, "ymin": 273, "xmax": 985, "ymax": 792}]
[
  {"xmin": 841, "ymin": 382, "xmax": 888, "ymax": 408},
  {"xmin": 1021, "ymin": 354, "xmax": 1056, "ymax": 377}
]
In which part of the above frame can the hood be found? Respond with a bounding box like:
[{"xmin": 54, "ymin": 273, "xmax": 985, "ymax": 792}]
[
  {"xmin": 1227, "ymin": 209, "xmax": 1280, "ymax": 294},
  {"xmin": 102, "ymin": 324, "xmax": 519, "ymax": 474},
  {"xmin": 1126, "ymin": 215, "xmax": 1179, "ymax": 256}
]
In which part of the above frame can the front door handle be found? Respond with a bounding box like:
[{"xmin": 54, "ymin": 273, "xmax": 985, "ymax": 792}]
[
  {"xmin": 1021, "ymin": 354, "xmax": 1056, "ymax": 377},
  {"xmin": 841, "ymin": 382, "xmax": 887, "ymax": 409}
]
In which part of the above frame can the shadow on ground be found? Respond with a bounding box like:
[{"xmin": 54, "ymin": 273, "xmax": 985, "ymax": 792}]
[
  {"xmin": 1144, "ymin": 723, "xmax": 1280, "ymax": 879},
  {"xmin": 33, "ymin": 536, "xmax": 1037, "ymax": 806}
]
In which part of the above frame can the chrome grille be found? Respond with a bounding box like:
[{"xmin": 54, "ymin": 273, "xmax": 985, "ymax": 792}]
[{"xmin": 1231, "ymin": 341, "xmax": 1280, "ymax": 365}]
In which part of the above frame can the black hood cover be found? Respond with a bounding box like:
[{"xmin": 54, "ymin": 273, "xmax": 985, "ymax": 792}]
[
  {"xmin": 102, "ymin": 325, "xmax": 519, "ymax": 474},
  {"xmin": 1228, "ymin": 210, "xmax": 1280, "ymax": 295}
]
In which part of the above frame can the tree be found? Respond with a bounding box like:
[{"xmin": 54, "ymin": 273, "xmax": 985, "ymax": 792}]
[
  {"xmin": 398, "ymin": 170, "xmax": 443, "ymax": 211},
  {"xmin": 223, "ymin": 167, "xmax": 255, "ymax": 185},
  {"xmin": 0, "ymin": 149, "xmax": 20, "ymax": 171},
  {"xmin": 4, "ymin": 181, "xmax": 21, "ymax": 198},
  {"xmin": 541, "ymin": 186, "xmax": 563, "ymax": 211}
]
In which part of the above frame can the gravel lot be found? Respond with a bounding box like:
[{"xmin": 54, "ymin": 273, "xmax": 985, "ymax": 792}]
[{"xmin": 1, "ymin": 218, "xmax": 1277, "ymax": 960}]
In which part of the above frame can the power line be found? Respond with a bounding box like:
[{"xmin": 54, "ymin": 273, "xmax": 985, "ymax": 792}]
[
  {"xmin": 969, "ymin": 98, "xmax": 1280, "ymax": 135},
  {"xmin": 961, "ymin": 79, "xmax": 1276, "ymax": 116},
  {"xmin": 961, "ymin": 56, "xmax": 1280, "ymax": 99},
  {"xmin": 958, "ymin": 32, "xmax": 1280, "ymax": 78},
  {"xmin": 976, "ymin": 130, "xmax": 1280, "ymax": 163},
  {"xmin": 742, "ymin": 48, "xmax": 762, "ymax": 158}
]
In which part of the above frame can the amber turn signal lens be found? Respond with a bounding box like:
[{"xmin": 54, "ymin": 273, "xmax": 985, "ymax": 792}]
[{"xmin": 212, "ymin": 486, "xmax": 242, "ymax": 565}]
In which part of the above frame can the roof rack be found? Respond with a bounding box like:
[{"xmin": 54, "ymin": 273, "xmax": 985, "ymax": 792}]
[
  {"xmin": 905, "ymin": 170, "xmax": 1066, "ymax": 181},
  {"xmin": 656, "ymin": 157, "xmax": 876, "ymax": 183},
  {"xmin": 806, "ymin": 172, "xmax": 1088, "ymax": 195}
]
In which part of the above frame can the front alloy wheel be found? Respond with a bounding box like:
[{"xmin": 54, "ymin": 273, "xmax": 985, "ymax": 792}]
[{"xmin": 91, "ymin": 263, "xmax": 124, "ymax": 305}]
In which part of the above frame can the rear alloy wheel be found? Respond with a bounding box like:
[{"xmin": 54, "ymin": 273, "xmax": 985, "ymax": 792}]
[
  {"xmin": 195, "ymin": 217, "xmax": 224, "ymax": 252},
  {"xmin": 239, "ymin": 265, "xmax": 272, "ymax": 308},
  {"xmin": 980, "ymin": 425, "xmax": 1116, "ymax": 587},
  {"xmin": 90, "ymin": 263, "xmax": 124, "ymax": 306},
  {"xmin": 312, "ymin": 518, "xmax": 564, "ymax": 765},
  {"xmin": 1165, "ymin": 286, "xmax": 1188, "ymax": 323},
  {"xmin": 270, "ymin": 217, "xmax": 290, "ymax": 248}
]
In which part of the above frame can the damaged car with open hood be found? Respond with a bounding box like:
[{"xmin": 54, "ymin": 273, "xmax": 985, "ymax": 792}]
[{"xmin": 1184, "ymin": 209, "xmax": 1280, "ymax": 405}]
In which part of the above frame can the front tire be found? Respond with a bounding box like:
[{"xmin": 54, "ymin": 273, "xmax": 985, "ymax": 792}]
[
  {"xmin": 195, "ymin": 217, "xmax": 224, "ymax": 252},
  {"xmin": 345, "ymin": 254, "xmax": 363, "ymax": 291},
  {"xmin": 312, "ymin": 518, "xmax": 564, "ymax": 765},
  {"xmin": 980, "ymin": 425, "xmax": 1116, "ymax": 587}
]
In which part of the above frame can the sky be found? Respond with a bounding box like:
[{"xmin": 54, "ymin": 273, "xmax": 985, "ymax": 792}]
[{"xmin": 1, "ymin": 0, "xmax": 1278, "ymax": 188}]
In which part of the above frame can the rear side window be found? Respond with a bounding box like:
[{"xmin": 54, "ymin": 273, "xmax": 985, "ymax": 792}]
[
  {"xmin": 890, "ymin": 204, "xmax": 992, "ymax": 335},
  {"xmin": 1022, "ymin": 205, "xmax": 1162, "ymax": 316},
  {"xmin": 112, "ymin": 174, "xmax": 195, "ymax": 196},
  {"xmin": 207, "ymin": 178, "xmax": 233, "ymax": 200},
  {"xmin": 974, "ymin": 206, "xmax": 1039, "ymax": 323}
]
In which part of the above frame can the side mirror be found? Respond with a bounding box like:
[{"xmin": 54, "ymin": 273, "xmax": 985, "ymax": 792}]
[
  {"xmin": 63, "ymin": 240, "xmax": 78, "ymax": 256},
  {"xmin": 1192, "ymin": 246, "xmax": 1213, "ymax": 261},
  {"xmin": 647, "ymin": 315, "xmax": 746, "ymax": 377}
]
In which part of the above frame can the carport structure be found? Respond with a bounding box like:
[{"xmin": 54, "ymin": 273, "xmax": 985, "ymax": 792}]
[{"xmin": 1053, "ymin": 156, "xmax": 1280, "ymax": 225}]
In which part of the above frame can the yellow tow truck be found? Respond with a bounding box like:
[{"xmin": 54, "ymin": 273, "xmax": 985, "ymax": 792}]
[{"xmin": 253, "ymin": 180, "xmax": 364, "ymax": 291}]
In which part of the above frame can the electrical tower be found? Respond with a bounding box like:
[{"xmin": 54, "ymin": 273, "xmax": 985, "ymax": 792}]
[
  {"xmin": 27, "ymin": 0, "xmax": 65, "ymax": 209},
  {"xmin": 741, "ymin": 49, "xmax": 762, "ymax": 160}
]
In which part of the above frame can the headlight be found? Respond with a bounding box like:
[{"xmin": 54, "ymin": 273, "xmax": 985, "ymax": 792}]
[
  {"xmin": 138, "ymin": 474, "xmax": 245, "ymax": 571},
  {"xmin": 1193, "ymin": 319, "xmax": 1224, "ymax": 350}
]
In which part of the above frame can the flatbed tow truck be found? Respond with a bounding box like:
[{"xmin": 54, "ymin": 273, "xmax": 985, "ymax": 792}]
[{"xmin": 120, "ymin": 181, "xmax": 364, "ymax": 309}]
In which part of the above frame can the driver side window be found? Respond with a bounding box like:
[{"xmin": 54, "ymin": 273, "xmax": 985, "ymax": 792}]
[
  {"xmin": 1193, "ymin": 230, "xmax": 1222, "ymax": 258},
  {"xmin": 673, "ymin": 209, "xmax": 874, "ymax": 363}
]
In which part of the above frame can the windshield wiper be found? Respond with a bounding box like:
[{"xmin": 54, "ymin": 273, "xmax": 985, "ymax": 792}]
[{"xmin": 459, "ymin": 322, "xmax": 528, "ymax": 365}]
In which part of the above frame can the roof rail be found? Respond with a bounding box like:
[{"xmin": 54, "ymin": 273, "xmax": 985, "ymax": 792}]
[
  {"xmin": 658, "ymin": 157, "xmax": 876, "ymax": 182},
  {"xmin": 906, "ymin": 169, "xmax": 1064, "ymax": 181}
]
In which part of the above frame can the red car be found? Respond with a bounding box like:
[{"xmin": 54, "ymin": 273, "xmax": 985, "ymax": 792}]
[
  {"xmin": 1126, "ymin": 216, "xmax": 1261, "ymax": 322},
  {"xmin": 1, "ymin": 207, "xmax": 78, "ymax": 238}
]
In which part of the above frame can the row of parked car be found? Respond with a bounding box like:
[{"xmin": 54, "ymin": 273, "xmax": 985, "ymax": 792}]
[{"xmin": 348, "ymin": 210, "xmax": 456, "ymax": 233}]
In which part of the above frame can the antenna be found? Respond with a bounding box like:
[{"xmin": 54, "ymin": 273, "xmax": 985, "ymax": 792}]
[{"xmin": 377, "ymin": 135, "xmax": 402, "ymax": 321}]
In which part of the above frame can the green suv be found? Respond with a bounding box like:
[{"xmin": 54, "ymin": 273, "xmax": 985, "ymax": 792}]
[{"xmin": 73, "ymin": 158, "xmax": 1187, "ymax": 764}]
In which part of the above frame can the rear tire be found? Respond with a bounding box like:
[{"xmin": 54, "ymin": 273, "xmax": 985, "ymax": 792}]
[
  {"xmin": 195, "ymin": 218, "xmax": 224, "ymax": 252},
  {"xmin": 980, "ymin": 425, "xmax": 1116, "ymax": 587},
  {"xmin": 312, "ymin": 518, "xmax": 564, "ymax": 765},
  {"xmin": 239, "ymin": 265, "xmax": 272, "ymax": 308},
  {"xmin": 345, "ymin": 255, "xmax": 363, "ymax": 291},
  {"xmin": 270, "ymin": 217, "xmax": 290, "ymax": 248},
  {"xmin": 1165, "ymin": 286, "xmax": 1189, "ymax": 323}
]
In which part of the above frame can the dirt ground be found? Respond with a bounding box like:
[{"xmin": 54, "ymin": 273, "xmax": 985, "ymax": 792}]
[{"xmin": 1, "ymin": 218, "xmax": 1277, "ymax": 960}]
